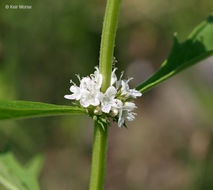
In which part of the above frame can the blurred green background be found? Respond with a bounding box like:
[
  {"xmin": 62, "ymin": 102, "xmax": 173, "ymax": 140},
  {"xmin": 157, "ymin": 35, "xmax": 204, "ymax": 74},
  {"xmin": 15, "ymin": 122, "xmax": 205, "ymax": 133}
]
[{"xmin": 0, "ymin": 0, "xmax": 213, "ymax": 189}]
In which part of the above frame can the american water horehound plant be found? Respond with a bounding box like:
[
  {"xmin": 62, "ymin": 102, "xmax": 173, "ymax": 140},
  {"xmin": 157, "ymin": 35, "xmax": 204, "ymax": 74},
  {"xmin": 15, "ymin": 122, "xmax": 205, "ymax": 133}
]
[{"xmin": 0, "ymin": 0, "xmax": 213, "ymax": 189}]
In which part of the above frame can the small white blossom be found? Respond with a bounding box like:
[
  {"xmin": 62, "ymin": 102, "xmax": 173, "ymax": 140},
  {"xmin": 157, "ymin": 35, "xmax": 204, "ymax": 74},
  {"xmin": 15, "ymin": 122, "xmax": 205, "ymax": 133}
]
[
  {"xmin": 100, "ymin": 86, "xmax": 117, "ymax": 113},
  {"xmin": 64, "ymin": 85, "xmax": 81, "ymax": 100},
  {"xmin": 112, "ymin": 99, "xmax": 123, "ymax": 110},
  {"xmin": 121, "ymin": 79, "xmax": 142, "ymax": 98},
  {"xmin": 110, "ymin": 99, "xmax": 122, "ymax": 117},
  {"xmin": 91, "ymin": 67, "xmax": 103, "ymax": 90},
  {"xmin": 80, "ymin": 89, "xmax": 102, "ymax": 107},
  {"xmin": 65, "ymin": 66, "xmax": 142, "ymax": 127},
  {"xmin": 118, "ymin": 102, "xmax": 137, "ymax": 127}
]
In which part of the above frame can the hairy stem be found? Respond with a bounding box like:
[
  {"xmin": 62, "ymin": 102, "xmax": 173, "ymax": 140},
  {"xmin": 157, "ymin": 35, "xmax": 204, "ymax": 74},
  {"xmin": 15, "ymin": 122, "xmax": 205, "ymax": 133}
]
[{"xmin": 89, "ymin": 0, "xmax": 121, "ymax": 190}]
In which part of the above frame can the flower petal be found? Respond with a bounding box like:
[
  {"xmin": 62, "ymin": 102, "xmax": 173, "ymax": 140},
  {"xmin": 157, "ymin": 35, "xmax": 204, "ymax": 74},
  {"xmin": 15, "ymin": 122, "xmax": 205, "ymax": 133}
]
[
  {"xmin": 80, "ymin": 98, "xmax": 90, "ymax": 107},
  {"xmin": 111, "ymin": 68, "xmax": 117, "ymax": 85},
  {"xmin": 118, "ymin": 111, "xmax": 124, "ymax": 127},
  {"xmin": 124, "ymin": 102, "xmax": 136, "ymax": 111},
  {"xmin": 105, "ymin": 86, "xmax": 117, "ymax": 98},
  {"xmin": 64, "ymin": 95, "xmax": 75, "ymax": 100},
  {"xmin": 101, "ymin": 104, "xmax": 111, "ymax": 113},
  {"xmin": 91, "ymin": 97, "xmax": 100, "ymax": 106}
]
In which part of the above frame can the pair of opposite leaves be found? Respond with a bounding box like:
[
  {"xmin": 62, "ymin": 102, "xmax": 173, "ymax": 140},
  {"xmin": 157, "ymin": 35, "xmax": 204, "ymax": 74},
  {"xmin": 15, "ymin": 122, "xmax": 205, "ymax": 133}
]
[
  {"xmin": 0, "ymin": 15, "xmax": 213, "ymax": 121},
  {"xmin": 0, "ymin": 14, "xmax": 213, "ymax": 190}
]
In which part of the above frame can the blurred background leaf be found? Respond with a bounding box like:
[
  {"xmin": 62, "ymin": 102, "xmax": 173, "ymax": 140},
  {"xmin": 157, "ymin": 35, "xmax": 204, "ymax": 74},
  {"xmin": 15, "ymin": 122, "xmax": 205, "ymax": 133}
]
[{"xmin": 0, "ymin": 152, "xmax": 43, "ymax": 190}]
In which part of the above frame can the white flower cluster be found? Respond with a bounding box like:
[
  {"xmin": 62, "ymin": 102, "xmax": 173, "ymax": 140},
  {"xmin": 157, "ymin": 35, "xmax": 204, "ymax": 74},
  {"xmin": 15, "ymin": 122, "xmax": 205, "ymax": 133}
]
[{"xmin": 64, "ymin": 67, "xmax": 142, "ymax": 127}]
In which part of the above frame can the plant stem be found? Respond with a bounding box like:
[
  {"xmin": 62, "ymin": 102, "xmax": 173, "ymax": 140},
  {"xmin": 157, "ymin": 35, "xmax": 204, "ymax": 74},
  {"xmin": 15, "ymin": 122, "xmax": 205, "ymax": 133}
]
[
  {"xmin": 89, "ymin": 0, "xmax": 121, "ymax": 190},
  {"xmin": 89, "ymin": 121, "xmax": 108, "ymax": 190},
  {"xmin": 99, "ymin": 0, "xmax": 121, "ymax": 92}
]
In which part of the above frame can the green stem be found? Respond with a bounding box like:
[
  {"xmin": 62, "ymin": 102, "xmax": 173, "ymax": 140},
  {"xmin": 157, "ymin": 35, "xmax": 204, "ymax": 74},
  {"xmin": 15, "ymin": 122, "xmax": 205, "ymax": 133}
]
[
  {"xmin": 89, "ymin": 122, "xmax": 108, "ymax": 190},
  {"xmin": 89, "ymin": 0, "xmax": 121, "ymax": 190},
  {"xmin": 99, "ymin": 0, "xmax": 121, "ymax": 92}
]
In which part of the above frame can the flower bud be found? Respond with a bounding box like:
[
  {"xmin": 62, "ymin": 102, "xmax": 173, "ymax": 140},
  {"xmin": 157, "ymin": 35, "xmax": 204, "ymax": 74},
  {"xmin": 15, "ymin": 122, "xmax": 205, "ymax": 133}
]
[
  {"xmin": 110, "ymin": 108, "xmax": 119, "ymax": 117},
  {"xmin": 94, "ymin": 107, "xmax": 102, "ymax": 115}
]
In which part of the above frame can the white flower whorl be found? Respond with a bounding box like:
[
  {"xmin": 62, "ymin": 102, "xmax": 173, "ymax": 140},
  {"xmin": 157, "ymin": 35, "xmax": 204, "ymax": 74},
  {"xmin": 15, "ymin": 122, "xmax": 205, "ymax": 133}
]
[{"xmin": 65, "ymin": 66, "xmax": 142, "ymax": 127}]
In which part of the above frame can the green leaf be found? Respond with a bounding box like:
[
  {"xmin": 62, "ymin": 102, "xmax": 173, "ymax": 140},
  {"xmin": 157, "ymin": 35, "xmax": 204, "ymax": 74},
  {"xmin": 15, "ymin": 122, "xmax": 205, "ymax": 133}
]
[
  {"xmin": 0, "ymin": 100, "xmax": 87, "ymax": 120},
  {"xmin": 0, "ymin": 152, "xmax": 43, "ymax": 190},
  {"xmin": 136, "ymin": 14, "xmax": 213, "ymax": 93}
]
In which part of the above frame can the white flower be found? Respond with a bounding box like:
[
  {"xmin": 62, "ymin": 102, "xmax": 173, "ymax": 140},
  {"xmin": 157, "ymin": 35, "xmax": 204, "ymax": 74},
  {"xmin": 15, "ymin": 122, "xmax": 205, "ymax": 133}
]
[
  {"xmin": 80, "ymin": 89, "xmax": 102, "ymax": 107},
  {"xmin": 79, "ymin": 77, "xmax": 102, "ymax": 107},
  {"xmin": 64, "ymin": 66, "xmax": 142, "ymax": 127},
  {"xmin": 110, "ymin": 99, "xmax": 123, "ymax": 117},
  {"xmin": 64, "ymin": 85, "xmax": 81, "ymax": 100},
  {"xmin": 112, "ymin": 99, "xmax": 123, "ymax": 109},
  {"xmin": 91, "ymin": 67, "xmax": 102, "ymax": 90},
  {"xmin": 80, "ymin": 77, "xmax": 94, "ymax": 91},
  {"xmin": 118, "ymin": 102, "xmax": 137, "ymax": 127},
  {"xmin": 65, "ymin": 71, "xmax": 102, "ymax": 107},
  {"xmin": 100, "ymin": 86, "xmax": 117, "ymax": 113},
  {"xmin": 121, "ymin": 79, "xmax": 142, "ymax": 98}
]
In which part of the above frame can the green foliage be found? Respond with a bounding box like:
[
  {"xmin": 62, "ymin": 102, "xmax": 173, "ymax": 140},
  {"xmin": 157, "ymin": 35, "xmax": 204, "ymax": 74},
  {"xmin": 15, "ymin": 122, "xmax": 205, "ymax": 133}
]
[
  {"xmin": 0, "ymin": 100, "xmax": 87, "ymax": 120},
  {"xmin": 0, "ymin": 152, "xmax": 43, "ymax": 190},
  {"xmin": 0, "ymin": 11, "xmax": 213, "ymax": 190},
  {"xmin": 136, "ymin": 14, "xmax": 213, "ymax": 93}
]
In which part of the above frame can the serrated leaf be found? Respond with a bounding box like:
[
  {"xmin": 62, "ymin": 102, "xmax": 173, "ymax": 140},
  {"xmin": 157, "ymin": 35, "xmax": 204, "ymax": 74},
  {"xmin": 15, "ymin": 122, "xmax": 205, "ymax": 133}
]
[
  {"xmin": 0, "ymin": 100, "xmax": 87, "ymax": 120},
  {"xmin": 136, "ymin": 14, "xmax": 213, "ymax": 93},
  {"xmin": 0, "ymin": 152, "xmax": 43, "ymax": 190}
]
